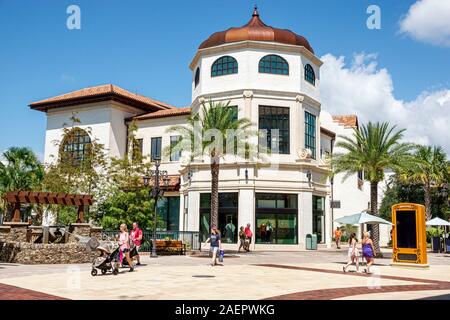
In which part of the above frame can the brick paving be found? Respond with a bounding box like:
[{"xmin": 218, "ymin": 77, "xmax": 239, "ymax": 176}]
[
  {"xmin": 258, "ymin": 264, "xmax": 450, "ymax": 300},
  {"xmin": 0, "ymin": 283, "xmax": 67, "ymax": 300}
]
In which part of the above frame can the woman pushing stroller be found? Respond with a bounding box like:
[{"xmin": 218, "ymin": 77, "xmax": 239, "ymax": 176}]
[{"xmin": 119, "ymin": 223, "xmax": 134, "ymax": 272}]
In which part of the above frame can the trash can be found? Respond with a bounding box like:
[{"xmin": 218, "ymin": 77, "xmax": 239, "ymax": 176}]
[
  {"xmin": 432, "ymin": 236, "xmax": 441, "ymax": 253},
  {"xmin": 306, "ymin": 234, "xmax": 318, "ymax": 250}
]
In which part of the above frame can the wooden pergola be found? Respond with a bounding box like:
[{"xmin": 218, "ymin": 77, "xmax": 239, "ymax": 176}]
[{"xmin": 3, "ymin": 191, "xmax": 94, "ymax": 223}]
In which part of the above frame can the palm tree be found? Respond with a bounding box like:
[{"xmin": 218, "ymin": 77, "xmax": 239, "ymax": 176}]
[
  {"xmin": 331, "ymin": 122, "xmax": 413, "ymax": 256},
  {"xmin": 402, "ymin": 146, "xmax": 448, "ymax": 220},
  {"xmin": 166, "ymin": 101, "xmax": 255, "ymax": 229},
  {"xmin": 0, "ymin": 147, "xmax": 44, "ymax": 220}
]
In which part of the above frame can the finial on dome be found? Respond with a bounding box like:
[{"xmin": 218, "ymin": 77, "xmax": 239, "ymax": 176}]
[{"xmin": 252, "ymin": 5, "xmax": 259, "ymax": 17}]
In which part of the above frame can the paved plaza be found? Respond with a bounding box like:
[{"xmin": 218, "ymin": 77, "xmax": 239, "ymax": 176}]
[{"xmin": 1, "ymin": 248, "xmax": 449, "ymax": 300}]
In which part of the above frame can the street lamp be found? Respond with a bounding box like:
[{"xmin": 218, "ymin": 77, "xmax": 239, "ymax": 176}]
[{"xmin": 143, "ymin": 157, "xmax": 170, "ymax": 258}]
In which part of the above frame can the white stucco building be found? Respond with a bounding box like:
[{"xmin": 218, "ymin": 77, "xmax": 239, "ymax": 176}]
[{"xmin": 30, "ymin": 9, "xmax": 386, "ymax": 249}]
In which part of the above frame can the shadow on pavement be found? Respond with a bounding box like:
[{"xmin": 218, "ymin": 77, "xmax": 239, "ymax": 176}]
[{"xmin": 418, "ymin": 294, "xmax": 450, "ymax": 300}]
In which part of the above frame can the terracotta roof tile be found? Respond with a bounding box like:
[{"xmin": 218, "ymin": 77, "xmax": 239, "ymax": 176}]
[
  {"xmin": 29, "ymin": 84, "xmax": 175, "ymax": 112},
  {"xmin": 332, "ymin": 115, "xmax": 359, "ymax": 128},
  {"xmin": 129, "ymin": 107, "xmax": 191, "ymax": 121}
]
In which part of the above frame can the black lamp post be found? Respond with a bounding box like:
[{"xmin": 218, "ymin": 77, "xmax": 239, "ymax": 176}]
[{"xmin": 143, "ymin": 157, "xmax": 170, "ymax": 258}]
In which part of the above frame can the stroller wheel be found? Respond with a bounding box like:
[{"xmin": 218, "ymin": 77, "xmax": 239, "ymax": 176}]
[
  {"xmin": 113, "ymin": 268, "xmax": 119, "ymax": 275},
  {"xmin": 91, "ymin": 269, "xmax": 98, "ymax": 276},
  {"xmin": 101, "ymin": 269, "xmax": 107, "ymax": 275}
]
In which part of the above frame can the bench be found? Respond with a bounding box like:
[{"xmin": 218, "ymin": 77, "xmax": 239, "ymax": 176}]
[{"xmin": 154, "ymin": 240, "xmax": 186, "ymax": 255}]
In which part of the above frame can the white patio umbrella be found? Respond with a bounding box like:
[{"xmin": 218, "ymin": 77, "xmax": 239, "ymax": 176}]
[
  {"xmin": 426, "ymin": 217, "xmax": 450, "ymax": 253},
  {"xmin": 426, "ymin": 217, "xmax": 450, "ymax": 227},
  {"xmin": 334, "ymin": 212, "xmax": 393, "ymax": 226}
]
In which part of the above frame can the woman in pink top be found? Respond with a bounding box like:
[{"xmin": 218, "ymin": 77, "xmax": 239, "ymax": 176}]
[{"xmin": 119, "ymin": 224, "xmax": 134, "ymax": 272}]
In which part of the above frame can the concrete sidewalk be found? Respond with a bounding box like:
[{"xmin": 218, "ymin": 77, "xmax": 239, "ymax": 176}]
[{"xmin": 1, "ymin": 250, "xmax": 449, "ymax": 300}]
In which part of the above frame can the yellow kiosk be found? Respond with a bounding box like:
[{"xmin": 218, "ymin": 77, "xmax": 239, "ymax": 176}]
[{"xmin": 391, "ymin": 203, "xmax": 428, "ymax": 268}]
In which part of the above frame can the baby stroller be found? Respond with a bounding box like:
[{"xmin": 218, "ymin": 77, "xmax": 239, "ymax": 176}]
[
  {"xmin": 91, "ymin": 242, "xmax": 121, "ymax": 276},
  {"xmin": 120, "ymin": 243, "xmax": 138, "ymax": 268}
]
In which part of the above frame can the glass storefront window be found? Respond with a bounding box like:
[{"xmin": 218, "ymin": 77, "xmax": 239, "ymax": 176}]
[
  {"xmin": 313, "ymin": 195, "xmax": 325, "ymax": 243},
  {"xmin": 255, "ymin": 193, "xmax": 298, "ymax": 244},
  {"xmin": 199, "ymin": 193, "xmax": 238, "ymax": 244},
  {"xmin": 157, "ymin": 196, "xmax": 180, "ymax": 231}
]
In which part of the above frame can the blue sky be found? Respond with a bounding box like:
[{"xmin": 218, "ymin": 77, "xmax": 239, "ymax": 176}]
[{"xmin": 0, "ymin": 0, "xmax": 449, "ymax": 158}]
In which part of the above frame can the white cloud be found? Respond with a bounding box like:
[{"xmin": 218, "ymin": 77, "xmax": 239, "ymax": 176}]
[
  {"xmin": 320, "ymin": 53, "xmax": 450, "ymax": 154},
  {"xmin": 399, "ymin": 0, "xmax": 450, "ymax": 47}
]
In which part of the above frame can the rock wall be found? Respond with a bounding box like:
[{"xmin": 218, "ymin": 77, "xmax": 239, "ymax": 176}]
[
  {"xmin": 0, "ymin": 241, "xmax": 98, "ymax": 264},
  {"xmin": 0, "ymin": 226, "xmax": 27, "ymax": 243}
]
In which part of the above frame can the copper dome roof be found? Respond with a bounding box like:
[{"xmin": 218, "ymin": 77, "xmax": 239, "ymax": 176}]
[{"xmin": 199, "ymin": 7, "xmax": 314, "ymax": 54}]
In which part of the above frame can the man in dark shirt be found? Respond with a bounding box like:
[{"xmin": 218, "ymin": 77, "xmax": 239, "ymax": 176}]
[{"xmin": 206, "ymin": 227, "xmax": 222, "ymax": 266}]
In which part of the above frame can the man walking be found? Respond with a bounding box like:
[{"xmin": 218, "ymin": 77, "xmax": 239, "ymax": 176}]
[
  {"xmin": 130, "ymin": 222, "xmax": 143, "ymax": 265},
  {"xmin": 334, "ymin": 227, "xmax": 342, "ymax": 249},
  {"xmin": 244, "ymin": 223, "xmax": 253, "ymax": 251}
]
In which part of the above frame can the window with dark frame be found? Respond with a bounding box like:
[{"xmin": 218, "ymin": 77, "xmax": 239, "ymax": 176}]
[
  {"xmin": 259, "ymin": 106, "xmax": 290, "ymax": 154},
  {"xmin": 259, "ymin": 55, "xmax": 289, "ymax": 75},
  {"xmin": 304, "ymin": 64, "xmax": 315, "ymax": 85},
  {"xmin": 194, "ymin": 67, "xmax": 200, "ymax": 87},
  {"xmin": 211, "ymin": 56, "xmax": 238, "ymax": 77},
  {"xmin": 60, "ymin": 128, "xmax": 92, "ymax": 165},
  {"xmin": 305, "ymin": 111, "xmax": 316, "ymax": 159},
  {"xmin": 170, "ymin": 136, "xmax": 181, "ymax": 161},
  {"xmin": 151, "ymin": 137, "xmax": 162, "ymax": 161}
]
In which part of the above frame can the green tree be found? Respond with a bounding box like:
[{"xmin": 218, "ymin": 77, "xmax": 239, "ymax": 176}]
[
  {"xmin": 0, "ymin": 147, "xmax": 44, "ymax": 220},
  {"xmin": 331, "ymin": 122, "xmax": 413, "ymax": 256},
  {"xmin": 401, "ymin": 146, "xmax": 448, "ymax": 220},
  {"xmin": 380, "ymin": 174, "xmax": 449, "ymax": 222},
  {"xmin": 166, "ymin": 101, "xmax": 256, "ymax": 229},
  {"xmin": 91, "ymin": 121, "xmax": 156, "ymax": 230}
]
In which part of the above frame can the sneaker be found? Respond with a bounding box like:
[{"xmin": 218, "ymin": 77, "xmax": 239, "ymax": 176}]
[
  {"xmin": 129, "ymin": 267, "xmax": 134, "ymax": 272},
  {"xmin": 136, "ymin": 262, "xmax": 141, "ymax": 266}
]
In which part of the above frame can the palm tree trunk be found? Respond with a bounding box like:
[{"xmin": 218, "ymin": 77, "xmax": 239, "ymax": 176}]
[
  {"xmin": 424, "ymin": 184, "xmax": 432, "ymax": 221},
  {"xmin": 370, "ymin": 181, "xmax": 382, "ymax": 257},
  {"xmin": 210, "ymin": 157, "xmax": 220, "ymax": 229}
]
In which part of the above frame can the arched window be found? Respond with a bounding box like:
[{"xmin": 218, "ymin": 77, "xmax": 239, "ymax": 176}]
[
  {"xmin": 259, "ymin": 55, "xmax": 289, "ymax": 75},
  {"xmin": 194, "ymin": 67, "xmax": 200, "ymax": 88},
  {"xmin": 211, "ymin": 56, "xmax": 238, "ymax": 77},
  {"xmin": 60, "ymin": 128, "xmax": 91, "ymax": 165},
  {"xmin": 304, "ymin": 64, "xmax": 315, "ymax": 85}
]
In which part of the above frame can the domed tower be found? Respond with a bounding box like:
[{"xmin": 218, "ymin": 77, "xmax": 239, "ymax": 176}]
[
  {"xmin": 190, "ymin": 7, "xmax": 321, "ymax": 105},
  {"xmin": 189, "ymin": 7, "xmax": 322, "ymax": 162}
]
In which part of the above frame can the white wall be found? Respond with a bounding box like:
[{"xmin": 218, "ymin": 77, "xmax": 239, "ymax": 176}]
[
  {"xmin": 43, "ymin": 102, "xmax": 141, "ymax": 165},
  {"xmin": 192, "ymin": 44, "xmax": 320, "ymax": 103}
]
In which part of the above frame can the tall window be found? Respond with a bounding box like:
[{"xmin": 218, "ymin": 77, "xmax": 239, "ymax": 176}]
[
  {"xmin": 305, "ymin": 111, "xmax": 316, "ymax": 159},
  {"xmin": 60, "ymin": 128, "xmax": 91, "ymax": 165},
  {"xmin": 255, "ymin": 193, "xmax": 298, "ymax": 244},
  {"xmin": 259, "ymin": 106, "xmax": 290, "ymax": 154},
  {"xmin": 225, "ymin": 105, "xmax": 238, "ymax": 122},
  {"xmin": 157, "ymin": 197, "xmax": 180, "ymax": 231},
  {"xmin": 313, "ymin": 196, "xmax": 325, "ymax": 243},
  {"xmin": 151, "ymin": 137, "xmax": 162, "ymax": 161},
  {"xmin": 304, "ymin": 64, "xmax": 315, "ymax": 85},
  {"xmin": 170, "ymin": 136, "xmax": 181, "ymax": 161},
  {"xmin": 259, "ymin": 55, "xmax": 289, "ymax": 75},
  {"xmin": 132, "ymin": 138, "xmax": 143, "ymax": 162},
  {"xmin": 194, "ymin": 67, "xmax": 200, "ymax": 87},
  {"xmin": 200, "ymin": 193, "xmax": 238, "ymax": 243},
  {"xmin": 211, "ymin": 56, "xmax": 238, "ymax": 77}
]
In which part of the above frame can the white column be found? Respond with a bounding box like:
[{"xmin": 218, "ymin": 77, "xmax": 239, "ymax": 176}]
[
  {"xmin": 325, "ymin": 194, "xmax": 332, "ymax": 248},
  {"xmin": 239, "ymin": 189, "xmax": 255, "ymax": 246},
  {"xmin": 187, "ymin": 191, "xmax": 200, "ymax": 232},
  {"xmin": 299, "ymin": 191, "xmax": 313, "ymax": 247}
]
